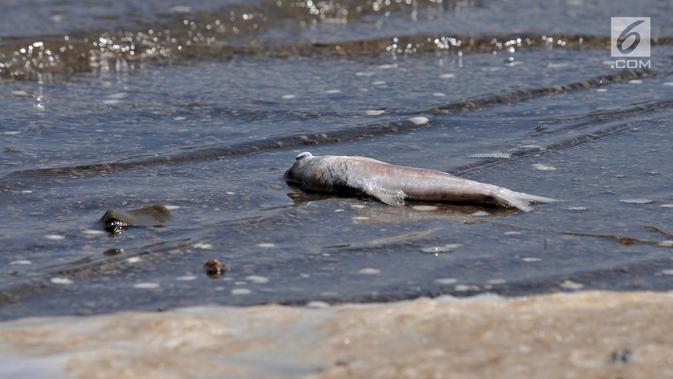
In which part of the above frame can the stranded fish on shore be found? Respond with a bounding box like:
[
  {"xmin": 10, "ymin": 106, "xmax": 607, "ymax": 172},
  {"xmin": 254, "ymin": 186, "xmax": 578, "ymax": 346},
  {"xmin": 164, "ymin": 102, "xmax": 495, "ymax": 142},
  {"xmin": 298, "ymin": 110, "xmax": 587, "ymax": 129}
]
[{"xmin": 284, "ymin": 152, "xmax": 556, "ymax": 212}]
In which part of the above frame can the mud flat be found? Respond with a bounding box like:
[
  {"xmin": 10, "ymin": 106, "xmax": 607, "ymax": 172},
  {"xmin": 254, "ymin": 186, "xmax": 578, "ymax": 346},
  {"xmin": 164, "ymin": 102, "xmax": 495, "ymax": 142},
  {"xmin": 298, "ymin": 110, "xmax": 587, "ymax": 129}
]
[{"xmin": 1, "ymin": 290, "xmax": 672, "ymax": 379}]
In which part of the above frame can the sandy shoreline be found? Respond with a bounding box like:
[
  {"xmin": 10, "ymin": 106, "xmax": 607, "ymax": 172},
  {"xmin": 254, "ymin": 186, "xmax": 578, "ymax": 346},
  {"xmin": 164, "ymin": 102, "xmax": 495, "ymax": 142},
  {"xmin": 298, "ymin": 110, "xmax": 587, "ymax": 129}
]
[{"xmin": 1, "ymin": 291, "xmax": 673, "ymax": 378}]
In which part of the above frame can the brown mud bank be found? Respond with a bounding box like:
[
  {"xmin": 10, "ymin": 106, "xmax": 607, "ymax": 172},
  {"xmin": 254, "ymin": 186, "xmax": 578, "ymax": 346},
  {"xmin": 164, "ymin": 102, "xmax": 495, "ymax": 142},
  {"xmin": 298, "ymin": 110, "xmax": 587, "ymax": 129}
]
[{"xmin": 1, "ymin": 290, "xmax": 672, "ymax": 379}]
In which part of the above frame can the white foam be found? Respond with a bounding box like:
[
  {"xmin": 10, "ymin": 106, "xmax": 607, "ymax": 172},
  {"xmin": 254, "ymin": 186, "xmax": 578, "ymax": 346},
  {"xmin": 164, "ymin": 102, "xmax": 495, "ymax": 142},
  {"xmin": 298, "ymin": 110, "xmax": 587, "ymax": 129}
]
[
  {"xmin": 134, "ymin": 283, "xmax": 160, "ymax": 289},
  {"xmin": 357, "ymin": 268, "xmax": 381, "ymax": 275},
  {"xmin": 532, "ymin": 163, "xmax": 556, "ymax": 171},
  {"xmin": 245, "ymin": 275, "xmax": 269, "ymax": 284},
  {"xmin": 50, "ymin": 277, "xmax": 73, "ymax": 285},
  {"xmin": 365, "ymin": 109, "xmax": 385, "ymax": 116}
]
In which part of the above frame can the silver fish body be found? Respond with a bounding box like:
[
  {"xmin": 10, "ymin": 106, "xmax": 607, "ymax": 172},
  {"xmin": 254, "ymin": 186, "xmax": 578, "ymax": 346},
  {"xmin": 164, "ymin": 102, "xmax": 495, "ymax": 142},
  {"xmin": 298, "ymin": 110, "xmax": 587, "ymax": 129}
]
[{"xmin": 284, "ymin": 152, "xmax": 555, "ymax": 212}]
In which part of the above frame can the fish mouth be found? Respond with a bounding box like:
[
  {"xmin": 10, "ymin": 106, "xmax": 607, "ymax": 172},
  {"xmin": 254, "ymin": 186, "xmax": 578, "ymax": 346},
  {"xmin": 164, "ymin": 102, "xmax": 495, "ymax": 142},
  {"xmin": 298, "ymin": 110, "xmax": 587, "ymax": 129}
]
[{"xmin": 283, "ymin": 169, "xmax": 297, "ymax": 183}]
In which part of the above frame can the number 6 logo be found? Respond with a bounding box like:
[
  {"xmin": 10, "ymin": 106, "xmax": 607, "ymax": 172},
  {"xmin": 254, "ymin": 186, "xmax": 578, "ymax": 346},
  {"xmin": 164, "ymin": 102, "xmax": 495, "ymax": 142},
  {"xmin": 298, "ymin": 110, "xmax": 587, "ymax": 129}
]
[
  {"xmin": 611, "ymin": 17, "xmax": 650, "ymax": 58},
  {"xmin": 617, "ymin": 19, "xmax": 644, "ymax": 54}
]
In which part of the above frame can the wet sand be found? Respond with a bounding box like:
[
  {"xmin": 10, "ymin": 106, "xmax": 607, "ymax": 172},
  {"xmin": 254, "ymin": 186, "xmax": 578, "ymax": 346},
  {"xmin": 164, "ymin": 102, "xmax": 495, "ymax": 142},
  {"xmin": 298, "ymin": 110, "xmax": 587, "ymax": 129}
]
[{"xmin": 1, "ymin": 290, "xmax": 672, "ymax": 379}]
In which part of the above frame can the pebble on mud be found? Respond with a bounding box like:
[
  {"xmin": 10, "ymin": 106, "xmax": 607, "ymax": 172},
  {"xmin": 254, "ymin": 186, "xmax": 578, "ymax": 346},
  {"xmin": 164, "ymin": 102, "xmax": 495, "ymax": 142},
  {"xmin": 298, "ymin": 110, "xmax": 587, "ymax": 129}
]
[{"xmin": 204, "ymin": 259, "xmax": 227, "ymax": 278}]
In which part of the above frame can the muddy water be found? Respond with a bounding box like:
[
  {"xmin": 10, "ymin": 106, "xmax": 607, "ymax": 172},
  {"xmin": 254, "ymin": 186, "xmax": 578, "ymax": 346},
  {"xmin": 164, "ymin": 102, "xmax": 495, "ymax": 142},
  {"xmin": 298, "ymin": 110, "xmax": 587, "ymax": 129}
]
[{"xmin": 1, "ymin": 0, "xmax": 673, "ymax": 324}]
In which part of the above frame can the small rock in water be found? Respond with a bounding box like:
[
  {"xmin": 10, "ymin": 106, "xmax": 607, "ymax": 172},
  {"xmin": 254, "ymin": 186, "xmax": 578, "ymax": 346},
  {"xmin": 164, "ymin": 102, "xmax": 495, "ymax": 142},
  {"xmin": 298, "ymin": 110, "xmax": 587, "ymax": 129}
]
[
  {"xmin": 470, "ymin": 211, "xmax": 491, "ymax": 217},
  {"xmin": 103, "ymin": 248, "xmax": 124, "ymax": 256},
  {"xmin": 193, "ymin": 242, "xmax": 213, "ymax": 250},
  {"xmin": 100, "ymin": 204, "xmax": 171, "ymax": 234},
  {"xmin": 560, "ymin": 280, "xmax": 584, "ymax": 290},
  {"xmin": 619, "ymin": 199, "xmax": 653, "ymax": 205},
  {"xmin": 203, "ymin": 259, "xmax": 227, "ymax": 278},
  {"xmin": 661, "ymin": 204, "xmax": 673, "ymax": 208},
  {"xmin": 421, "ymin": 244, "xmax": 462, "ymax": 254},
  {"xmin": 532, "ymin": 163, "xmax": 557, "ymax": 171}
]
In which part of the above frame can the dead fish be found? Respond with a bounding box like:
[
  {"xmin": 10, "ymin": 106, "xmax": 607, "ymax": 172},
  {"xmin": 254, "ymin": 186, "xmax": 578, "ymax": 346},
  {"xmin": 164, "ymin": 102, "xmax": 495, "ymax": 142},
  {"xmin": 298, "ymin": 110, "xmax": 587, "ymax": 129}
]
[{"xmin": 284, "ymin": 152, "xmax": 555, "ymax": 212}]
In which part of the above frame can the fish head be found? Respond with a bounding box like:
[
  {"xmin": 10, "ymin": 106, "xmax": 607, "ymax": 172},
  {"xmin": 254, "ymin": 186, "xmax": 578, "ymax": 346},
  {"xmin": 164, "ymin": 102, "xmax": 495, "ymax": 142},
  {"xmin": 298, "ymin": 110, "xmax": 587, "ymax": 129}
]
[{"xmin": 283, "ymin": 152, "xmax": 314, "ymax": 184}]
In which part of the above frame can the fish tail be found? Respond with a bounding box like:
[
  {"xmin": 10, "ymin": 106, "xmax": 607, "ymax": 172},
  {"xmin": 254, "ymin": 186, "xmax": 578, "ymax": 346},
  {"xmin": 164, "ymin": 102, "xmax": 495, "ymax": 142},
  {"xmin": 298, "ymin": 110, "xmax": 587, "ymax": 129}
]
[{"xmin": 495, "ymin": 189, "xmax": 557, "ymax": 212}]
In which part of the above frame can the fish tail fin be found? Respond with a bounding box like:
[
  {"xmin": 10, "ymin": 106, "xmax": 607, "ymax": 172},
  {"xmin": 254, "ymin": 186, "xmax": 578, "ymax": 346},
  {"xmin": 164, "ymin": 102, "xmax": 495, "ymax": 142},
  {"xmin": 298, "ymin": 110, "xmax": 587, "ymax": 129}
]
[{"xmin": 495, "ymin": 189, "xmax": 557, "ymax": 212}]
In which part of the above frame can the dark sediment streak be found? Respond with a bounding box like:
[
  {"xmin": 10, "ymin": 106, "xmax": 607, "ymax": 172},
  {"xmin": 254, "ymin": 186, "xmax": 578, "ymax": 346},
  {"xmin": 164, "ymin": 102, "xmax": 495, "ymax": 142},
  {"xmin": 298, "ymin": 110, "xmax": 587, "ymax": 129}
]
[{"xmin": 0, "ymin": 68, "xmax": 660, "ymax": 185}]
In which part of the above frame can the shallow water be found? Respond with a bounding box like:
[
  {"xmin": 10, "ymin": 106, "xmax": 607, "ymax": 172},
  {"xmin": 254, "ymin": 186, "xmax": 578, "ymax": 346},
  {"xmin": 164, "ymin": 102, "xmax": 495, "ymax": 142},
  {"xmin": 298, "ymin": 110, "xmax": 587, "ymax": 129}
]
[{"xmin": 2, "ymin": 0, "xmax": 673, "ymax": 320}]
